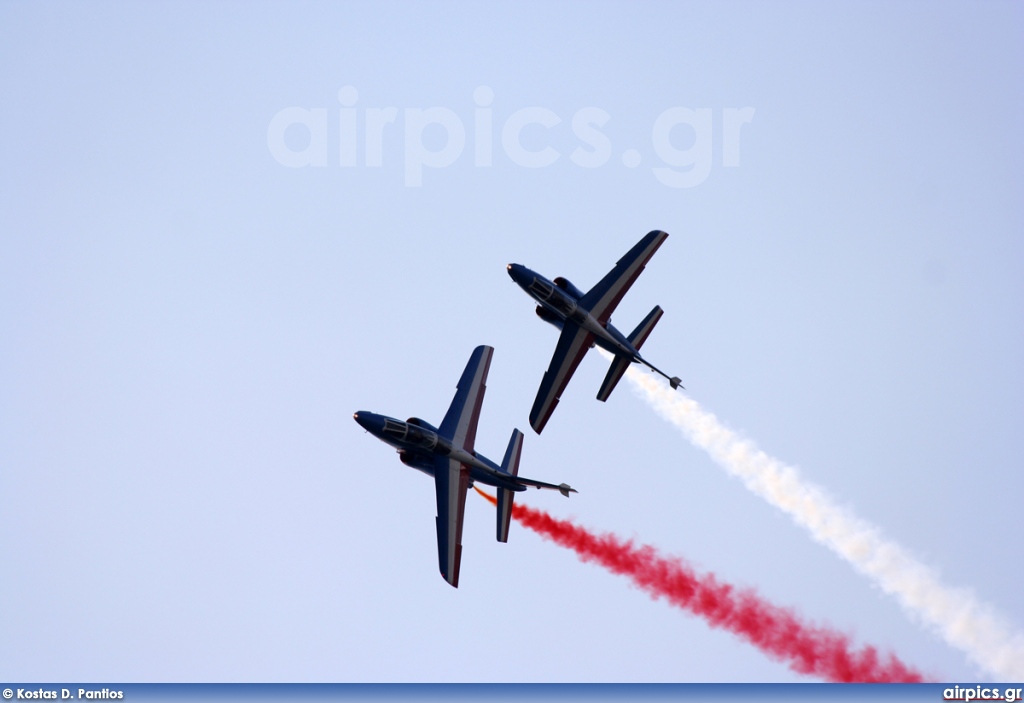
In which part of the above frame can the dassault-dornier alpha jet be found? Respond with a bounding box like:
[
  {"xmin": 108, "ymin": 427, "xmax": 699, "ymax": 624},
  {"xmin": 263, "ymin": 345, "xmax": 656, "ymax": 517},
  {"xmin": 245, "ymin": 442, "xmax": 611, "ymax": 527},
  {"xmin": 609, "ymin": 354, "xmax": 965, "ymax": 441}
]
[
  {"xmin": 353, "ymin": 345, "xmax": 576, "ymax": 588},
  {"xmin": 508, "ymin": 230, "xmax": 683, "ymax": 434}
]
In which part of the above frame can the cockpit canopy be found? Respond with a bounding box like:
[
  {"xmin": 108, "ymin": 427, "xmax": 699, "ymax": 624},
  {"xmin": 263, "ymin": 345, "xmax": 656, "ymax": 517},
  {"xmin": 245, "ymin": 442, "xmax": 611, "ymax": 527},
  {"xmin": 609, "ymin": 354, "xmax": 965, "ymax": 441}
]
[
  {"xmin": 531, "ymin": 276, "xmax": 577, "ymax": 317},
  {"xmin": 383, "ymin": 419, "xmax": 407, "ymax": 438},
  {"xmin": 528, "ymin": 277, "xmax": 554, "ymax": 300},
  {"xmin": 405, "ymin": 424, "xmax": 438, "ymax": 450},
  {"xmin": 382, "ymin": 418, "xmax": 438, "ymax": 450},
  {"xmin": 546, "ymin": 292, "xmax": 577, "ymax": 317}
]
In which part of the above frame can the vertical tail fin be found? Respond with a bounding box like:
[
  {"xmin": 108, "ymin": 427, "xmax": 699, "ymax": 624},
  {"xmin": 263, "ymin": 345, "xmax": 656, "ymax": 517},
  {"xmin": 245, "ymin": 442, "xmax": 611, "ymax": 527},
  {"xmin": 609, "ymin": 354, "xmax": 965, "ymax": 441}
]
[
  {"xmin": 496, "ymin": 429, "xmax": 523, "ymax": 543},
  {"xmin": 597, "ymin": 305, "xmax": 664, "ymax": 402}
]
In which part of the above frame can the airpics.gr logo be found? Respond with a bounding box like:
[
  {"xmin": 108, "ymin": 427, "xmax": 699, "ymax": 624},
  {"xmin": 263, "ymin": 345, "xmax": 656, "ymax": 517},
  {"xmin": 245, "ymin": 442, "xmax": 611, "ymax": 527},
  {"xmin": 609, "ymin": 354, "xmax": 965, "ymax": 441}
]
[
  {"xmin": 943, "ymin": 686, "xmax": 1024, "ymax": 702},
  {"xmin": 267, "ymin": 86, "xmax": 754, "ymax": 188}
]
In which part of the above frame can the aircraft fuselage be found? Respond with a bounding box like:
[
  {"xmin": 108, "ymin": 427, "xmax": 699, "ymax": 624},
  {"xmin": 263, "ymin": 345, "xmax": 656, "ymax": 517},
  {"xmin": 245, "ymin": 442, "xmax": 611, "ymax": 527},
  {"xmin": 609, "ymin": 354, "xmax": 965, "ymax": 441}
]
[
  {"xmin": 507, "ymin": 264, "xmax": 640, "ymax": 361},
  {"xmin": 353, "ymin": 411, "xmax": 527, "ymax": 492}
]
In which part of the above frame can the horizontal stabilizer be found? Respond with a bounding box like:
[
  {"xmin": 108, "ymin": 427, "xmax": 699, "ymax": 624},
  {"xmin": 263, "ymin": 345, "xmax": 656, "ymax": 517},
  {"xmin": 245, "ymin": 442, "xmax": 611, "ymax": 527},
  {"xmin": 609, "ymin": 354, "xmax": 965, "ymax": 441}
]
[
  {"xmin": 496, "ymin": 488, "xmax": 514, "ymax": 543},
  {"xmin": 597, "ymin": 355, "xmax": 632, "ymax": 402},
  {"xmin": 597, "ymin": 305, "xmax": 665, "ymax": 402},
  {"xmin": 628, "ymin": 305, "xmax": 664, "ymax": 350},
  {"xmin": 496, "ymin": 429, "xmax": 523, "ymax": 542},
  {"xmin": 500, "ymin": 429, "xmax": 523, "ymax": 478}
]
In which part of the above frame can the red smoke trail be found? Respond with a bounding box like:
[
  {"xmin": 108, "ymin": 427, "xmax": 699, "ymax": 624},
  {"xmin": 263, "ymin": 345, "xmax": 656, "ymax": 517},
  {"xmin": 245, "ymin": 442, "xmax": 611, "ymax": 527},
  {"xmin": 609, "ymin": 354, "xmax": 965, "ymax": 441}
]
[{"xmin": 475, "ymin": 487, "xmax": 926, "ymax": 682}]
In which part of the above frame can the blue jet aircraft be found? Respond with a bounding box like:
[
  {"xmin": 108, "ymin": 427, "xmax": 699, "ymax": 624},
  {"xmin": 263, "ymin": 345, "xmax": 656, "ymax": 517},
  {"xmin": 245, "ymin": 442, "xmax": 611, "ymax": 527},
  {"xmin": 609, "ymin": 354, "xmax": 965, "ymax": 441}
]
[
  {"xmin": 354, "ymin": 345, "xmax": 576, "ymax": 588},
  {"xmin": 508, "ymin": 229, "xmax": 683, "ymax": 434}
]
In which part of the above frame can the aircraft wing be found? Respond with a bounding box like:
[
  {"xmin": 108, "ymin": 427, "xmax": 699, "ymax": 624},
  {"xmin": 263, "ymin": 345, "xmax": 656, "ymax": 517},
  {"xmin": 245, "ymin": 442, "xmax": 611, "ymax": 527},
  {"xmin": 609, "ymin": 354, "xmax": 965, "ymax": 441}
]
[
  {"xmin": 433, "ymin": 455, "xmax": 470, "ymax": 588},
  {"xmin": 578, "ymin": 230, "xmax": 669, "ymax": 325},
  {"xmin": 438, "ymin": 345, "xmax": 493, "ymax": 452},
  {"xmin": 529, "ymin": 323, "xmax": 595, "ymax": 434}
]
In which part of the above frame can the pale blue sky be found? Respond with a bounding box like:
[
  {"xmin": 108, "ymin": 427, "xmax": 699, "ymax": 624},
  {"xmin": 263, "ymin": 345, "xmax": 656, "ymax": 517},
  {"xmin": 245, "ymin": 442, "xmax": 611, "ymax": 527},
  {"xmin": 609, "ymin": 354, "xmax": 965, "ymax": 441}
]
[{"xmin": 1, "ymin": 1, "xmax": 1022, "ymax": 682}]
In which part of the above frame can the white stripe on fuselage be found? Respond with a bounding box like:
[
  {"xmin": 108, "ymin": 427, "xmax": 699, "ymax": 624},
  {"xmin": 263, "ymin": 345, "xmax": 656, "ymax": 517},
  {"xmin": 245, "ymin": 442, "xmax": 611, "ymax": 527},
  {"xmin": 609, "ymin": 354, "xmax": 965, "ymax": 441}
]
[
  {"xmin": 536, "ymin": 294, "xmax": 636, "ymax": 359},
  {"xmin": 578, "ymin": 310, "xmax": 634, "ymax": 356},
  {"xmin": 531, "ymin": 280, "xmax": 636, "ymax": 359},
  {"xmin": 447, "ymin": 446, "xmax": 490, "ymax": 473}
]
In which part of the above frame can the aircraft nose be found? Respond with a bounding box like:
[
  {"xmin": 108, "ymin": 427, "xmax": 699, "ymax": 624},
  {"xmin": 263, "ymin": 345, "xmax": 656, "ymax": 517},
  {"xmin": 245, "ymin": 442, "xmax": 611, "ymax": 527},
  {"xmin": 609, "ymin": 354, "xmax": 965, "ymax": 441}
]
[
  {"xmin": 507, "ymin": 263, "xmax": 524, "ymax": 282},
  {"xmin": 353, "ymin": 411, "xmax": 371, "ymax": 431},
  {"xmin": 354, "ymin": 411, "xmax": 385, "ymax": 434}
]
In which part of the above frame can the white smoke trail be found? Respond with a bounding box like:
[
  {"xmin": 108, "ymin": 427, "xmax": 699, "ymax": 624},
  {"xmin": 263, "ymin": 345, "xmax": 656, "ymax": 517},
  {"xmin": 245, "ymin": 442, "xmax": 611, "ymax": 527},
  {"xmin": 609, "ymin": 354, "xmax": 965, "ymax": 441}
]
[{"xmin": 622, "ymin": 364, "xmax": 1024, "ymax": 680}]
